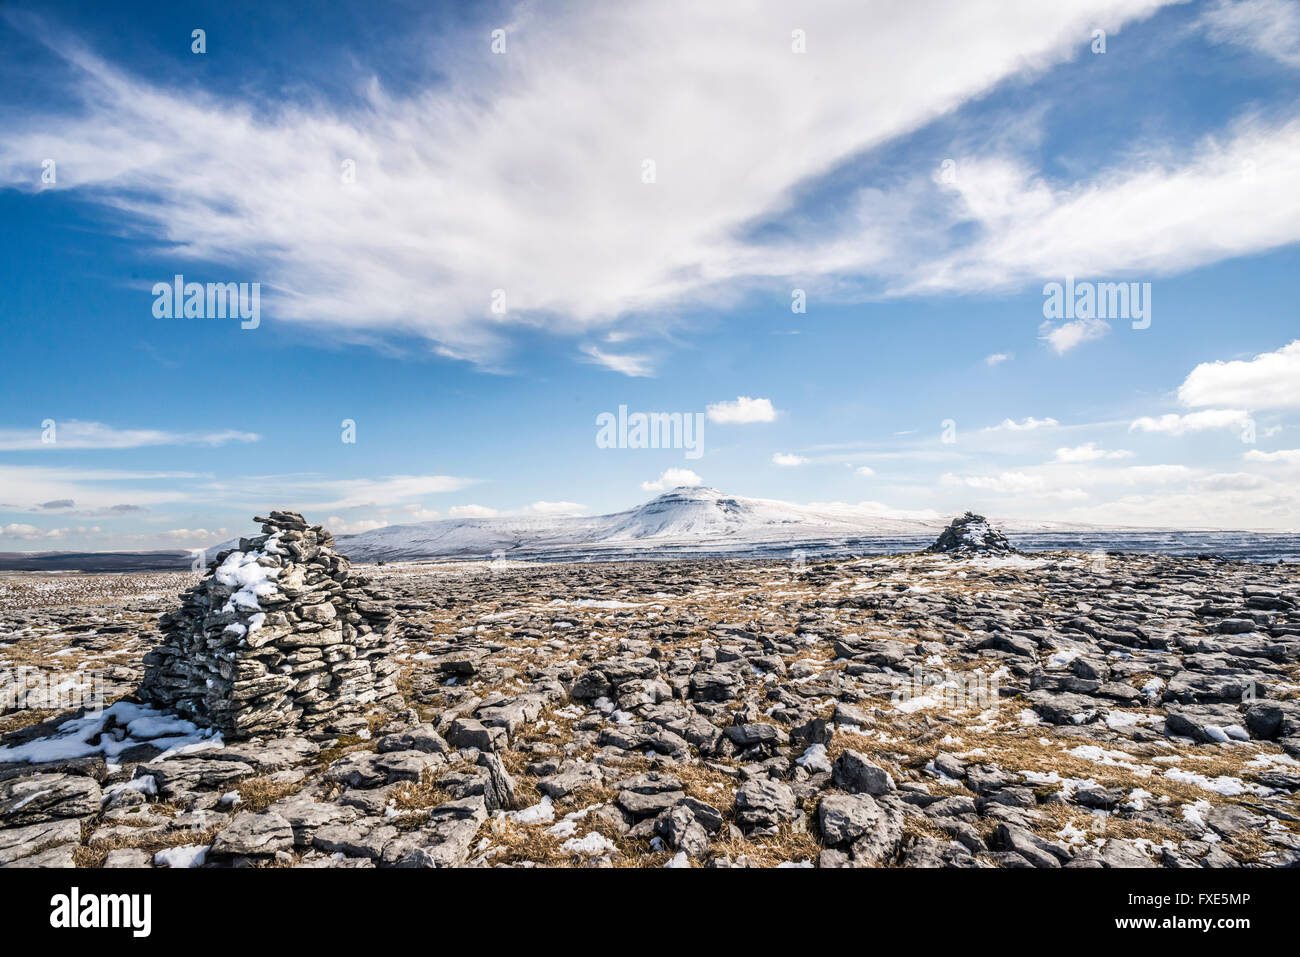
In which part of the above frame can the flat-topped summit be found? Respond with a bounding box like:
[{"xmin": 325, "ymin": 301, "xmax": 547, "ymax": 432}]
[
  {"xmin": 926, "ymin": 511, "xmax": 1018, "ymax": 556},
  {"xmin": 138, "ymin": 510, "xmax": 403, "ymax": 739}
]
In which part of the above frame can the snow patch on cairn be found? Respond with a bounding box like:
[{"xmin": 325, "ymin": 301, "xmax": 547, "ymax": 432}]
[
  {"xmin": 138, "ymin": 510, "xmax": 403, "ymax": 739},
  {"xmin": 926, "ymin": 511, "xmax": 1018, "ymax": 556}
]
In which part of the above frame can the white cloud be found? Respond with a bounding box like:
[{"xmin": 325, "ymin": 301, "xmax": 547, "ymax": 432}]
[
  {"xmin": 448, "ymin": 504, "xmax": 499, "ymax": 519},
  {"xmin": 1121, "ymin": 464, "xmax": 1196, "ymax": 483},
  {"xmin": 0, "ymin": 420, "xmax": 260, "ymax": 451},
  {"xmin": 940, "ymin": 462, "xmax": 1197, "ymax": 507},
  {"xmin": 707, "ymin": 397, "xmax": 776, "ymax": 424},
  {"xmin": 772, "ymin": 452, "xmax": 808, "ymax": 467},
  {"xmin": 1200, "ymin": 471, "xmax": 1270, "ymax": 491},
  {"xmin": 0, "ymin": 464, "xmax": 199, "ymax": 513},
  {"xmin": 398, "ymin": 504, "xmax": 442, "ymax": 521},
  {"xmin": 806, "ymin": 501, "xmax": 941, "ymax": 521},
  {"xmin": 1037, "ymin": 483, "xmax": 1300, "ymax": 529},
  {"xmin": 1176, "ymin": 340, "xmax": 1300, "ymax": 410},
  {"xmin": 1053, "ymin": 442, "xmax": 1133, "ymax": 462},
  {"xmin": 984, "ymin": 352, "xmax": 1013, "ymax": 366},
  {"xmin": 855, "ymin": 465, "xmax": 876, "ymax": 477},
  {"xmin": 641, "ymin": 468, "xmax": 702, "ymax": 491},
  {"xmin": 579, "ymin": 346, "xmax": 654, "ymax": 378},
  {"xmin": 985, "ymin": 416, "xmax": 1060, "ymax": 432},
  {"xmin": 0, "ymin": 523, "xmax": 103, "ymax": 541},
  {"xmin": 942, "ymin": 470, "xmax": 1089, "ymax": 500},
  {"xmin": 1129, "ymin": 409, "xmax": 1252, "ymax": 435},
  {"xmin": 907, "ymin": 118, "xmax": 1300, "ymax": 294},
  {"xmin": 326, "ymin": 515, "xmax": 391, "ymax": 535},
  {"xmin": 332, "ymin": 500, "xmax": 583, "ymax": 528},
  {"xmin": 0, "ymin": 1, "xmax": 1185, "ymax": 363},
  {"xmin": 1199, "ymin": 0, "xmax": 1300, "ymax": 67},
  {"xmin": 161, "ymin": 528, "xmax": 227, "ymax": 546},
  {"xmin": 525, "ymin": 501, "xmax": 588, "ymax": 516},
  {"xmin": 1039, "ymin": 318, "xmax": 1109, "ymax": 354},
  {"xmin": 1243, "ymin": 448, "xmax": 1300, "ymax": 464},
  {"xmin": 289, "ymin": 474, "xmax": 477, "ymax": 510}
]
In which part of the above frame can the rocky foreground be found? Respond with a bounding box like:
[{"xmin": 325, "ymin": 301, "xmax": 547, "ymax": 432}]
[{"xmin": 1, "ymin": 549, "xmax": 1298, "ymax": 868}]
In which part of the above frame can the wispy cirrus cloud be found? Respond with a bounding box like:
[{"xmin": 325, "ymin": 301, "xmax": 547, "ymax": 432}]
[
  {"xmin": 265, "ymin": 474, "xmax": 478, "ymax": 511},
  {"xmin": 0, "ymin": 1, "xmax": 1197, "ymax": 371},
  {"xmin": 579, "ymin": 346, "xmax": 655, "ymax": 378},
  {"xmin": 899, "ymin": 119, "xmax": 1300, "ymax": 295},
  {"xmin": 0, "ymin": 464, "xmax": 202, "ymax": 514},
  {"xmin": 1198, "ymin": 0, "xmax": 1300, "ymax": 68},
  {"xmin": 0, "ymin": 420, "xmax": 260, "ymax": 451}
]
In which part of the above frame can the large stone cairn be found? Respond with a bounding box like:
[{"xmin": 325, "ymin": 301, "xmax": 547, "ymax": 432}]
[
  {"xmin": 926, "ymin": 511, "xmax": 1018, "ymax": 556},
  {"xmin": 139, "ymin": 510, "xmax": 403, "ymax": 739}
]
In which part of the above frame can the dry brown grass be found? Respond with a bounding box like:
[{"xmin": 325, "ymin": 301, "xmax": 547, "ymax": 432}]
[
  {"xmin": 313, "ymin": 731, "xmax": 378, "ymax": 769},
  {"xmin": 706, "ymin": 818, "xmax": 822, "ymax": 867},
  {"xmin": 479, "ymin": 821, "xmax": 575, "ymax": 867},
  {"xmin": 233, "ymin": 774, "xmax": 306, "ymax": 813},
  {"xmin": 390, "ymin": 769, "xmax": 452, "ymax": 811},
  {"xmin": 75, "ymin": 821, "xmax": 223, "ymax": 868},
  {"xmin": 0, "ymin": 708, "xmax": 59, "ymax": 736}
]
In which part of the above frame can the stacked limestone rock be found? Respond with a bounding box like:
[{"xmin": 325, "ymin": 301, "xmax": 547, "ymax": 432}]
[
  {"xmin": 139, "ymin": 510, "xmax": 403, "ymax": 739},
  {"xmin": 926, "ymin": 511, "xmax": 1018, "ymax": 556}
]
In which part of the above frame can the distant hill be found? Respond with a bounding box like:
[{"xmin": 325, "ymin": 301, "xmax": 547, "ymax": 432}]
[
  {"xmin": 0, "ymin": 550, "xmax": 192, "ymax": 572},
  {"xmin": 334, "ymin": 486, "xmax": 1114, "ymax": 562},
  {"xmin": 0, "ymin": 486, "xmax": 1151, "ymax": 572}
]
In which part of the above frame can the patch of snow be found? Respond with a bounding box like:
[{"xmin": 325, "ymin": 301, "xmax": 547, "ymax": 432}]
[
  {"xmin": 154, "ymin": 844, "xmax": 209, "ymax": 868},
  {"xmin": 1164, "ymin": 768, "xmax": 1266, "ymax": 797},
  {"xmin": 795, "ymin": 743, "xmax": 832, "ymax": 774},
  {"xmin": 214, "ymin": 549, "xmax": 281, "ymax": 614},
  {"xmin": 1181, "ymin": 799, "xmax": 1213, "ymax": 828},
  {"xmin": 506, "ymin": 795, "xmax": 555, "ymax": 825},
  {"xmin": 0, "ymin": 700, "xmax": 221, "ymax": 766},
  {"xmin": 1047, "ymin": 649, "xmax": 1082, "ymax": 668},
  {"xmin": 561, "ymin": 831, "xmax": 617, "ymax": 856}
]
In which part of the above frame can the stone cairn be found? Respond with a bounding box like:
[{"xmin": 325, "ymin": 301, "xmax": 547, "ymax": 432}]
[
  {"xmin": 926, "ymin": 511, "xmax": 1018, "ymax": 556},
  {"xmin": 139, "ymin": 510, "xmax": 403, "ymax": 739}
]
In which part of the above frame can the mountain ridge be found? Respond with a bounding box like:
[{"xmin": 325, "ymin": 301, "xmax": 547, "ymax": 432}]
[
  {"xmin": 5, "ymin": 487, "xmax": 1272, "ymax": 572},
  {"xmin": 332, "ymin": 485, "xmax": 1122, "ymax": 562}
]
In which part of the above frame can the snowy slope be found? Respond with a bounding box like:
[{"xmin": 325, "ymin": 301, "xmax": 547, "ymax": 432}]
[{"xmin": 333, "ymin": 486, "xmax": 1107, "ymax": 562}]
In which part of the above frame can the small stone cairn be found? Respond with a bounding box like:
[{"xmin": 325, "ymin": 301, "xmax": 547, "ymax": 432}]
[
  {"xmin": 926, "ymin": 511, "xmax": 1019, "ymax": 556},
  {"xmin": 139, "ymin": 510, "xmax": 403, "ymax": 738}
]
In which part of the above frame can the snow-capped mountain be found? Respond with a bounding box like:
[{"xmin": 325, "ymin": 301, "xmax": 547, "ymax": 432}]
[
  {"xmin": 334, "ymin": 486, "xmax": 1087, "ymax": 562},
  {"xmin": 5, "ymin": 488, "xmax": 1278, "ymax": 573}
]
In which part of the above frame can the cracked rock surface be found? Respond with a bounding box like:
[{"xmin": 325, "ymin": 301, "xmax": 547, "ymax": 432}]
[{"xmin": 1, "ymin": 548, "xmax": 1298, "ymax": 868}]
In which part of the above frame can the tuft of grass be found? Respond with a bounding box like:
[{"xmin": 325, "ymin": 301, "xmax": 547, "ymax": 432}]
[
  {"xmin": 232, "ymin": 774, "xmax": 306, "ymax": 813},
  {"xmin": 705, "ymin": 818, "xmax": 822, "ymax": 868}
]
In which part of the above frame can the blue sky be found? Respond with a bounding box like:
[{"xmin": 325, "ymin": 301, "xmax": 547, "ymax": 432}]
[{"xmin": 1, "ymin": 0, "xmax": 1299, "ymax": 550}]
